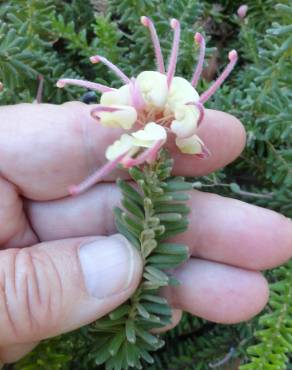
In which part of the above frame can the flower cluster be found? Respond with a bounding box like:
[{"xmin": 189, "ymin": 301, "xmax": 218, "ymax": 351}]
[{"xmin": 57, "ymin": 16, "xmax": 238, "ymax": 195}]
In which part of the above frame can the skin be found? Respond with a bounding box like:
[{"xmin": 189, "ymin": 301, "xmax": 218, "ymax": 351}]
[{"xmin": 0, "ymin": 102, "xmax": 291, "ymax": 364}]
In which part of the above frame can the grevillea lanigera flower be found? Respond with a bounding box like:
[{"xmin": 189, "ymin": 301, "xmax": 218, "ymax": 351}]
[{"xmin": 57, "ymin": 16, "xmax": 238, "ymax": 195}]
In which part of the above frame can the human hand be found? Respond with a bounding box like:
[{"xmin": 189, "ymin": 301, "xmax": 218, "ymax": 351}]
[{"xmin": 0, "ymin": 102, "xmax": 291, "ymax": 364}]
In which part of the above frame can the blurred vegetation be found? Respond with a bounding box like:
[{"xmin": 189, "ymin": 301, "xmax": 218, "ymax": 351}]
[{"xmin": 0, "ymin": 0, "xmax": 291, "ymax": 369}]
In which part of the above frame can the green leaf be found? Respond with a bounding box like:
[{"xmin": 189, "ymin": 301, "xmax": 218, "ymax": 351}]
[
  {"xmin": 156, "ymin": 242, "xmax": 189, "ymax": 255},
  {"xmin": 143, "ymin": 272, "xmax": 169, "ymax": 286},
  {"xmin": 117, "ymin": 179, "xmax": 143, "ymax": 205},
  {"xmin": 162, "ymin": 230, "xmax": 188, "ymax": 240},
  {"xmin": 95, "ymin": 341, "xmax": 112, "ymax": 365},
  {"xmin": 121, "ymin": 197, "xmax": 145, "ymax": 220},
  {"xmin": 144, "ymin": 265, "xmax": 169, "ymax": 282},
  {"xmin": 154, "ymin": 202, "xmax": 190, "ymax": 214},
  {"xmin": 230, "ymin": 182, "xmax": 241, "ymax": 194},
  {"xmin": 109, "ymin": 305, "xmax": 131, "ymax": 320},
  {"xmin": 125, "ymin": 342, "xmax": 139, "ymax": 367},
  {"xmin": 153, "ymin": 194, "xmax": 173, "ymax": 202},
  {"xmin": 162, "ymin": 180, "xmax": 193, "ymax": 191},
  {"xmin": 141, "ymin": 239, "xmax": 157, "ymax": 258},
  {"xmin": 129, "ymin": 166, "xmax": 145, "ymax": 181},
  {"xmin": 147, "ymin": 253, "xmax": 188, "ymax": 266},
  {"xmin": 143, "ymin": 303, "xmax": 172, "ymax": 316},
  {"xmin": 136, "ymin": 327, "xmax": 159, "ymax": 346},
  {"xmin": 136, "ymin": 303, "xmax": 150, "ymax": 319},
  {"xmin": 125, "ymin": 320, "xmax": 136, "ymax": 344},
  {"xmin": 114, "ymin": 210, "xmax": 140, "ymax": 250},
  {"xmin": 157, "ymin": 212, "xmax": 183, "ymax": 222},
  {"xmin": 108, "ymin": 332, "xmax": 125, "ymax": 356},
  {"xmin": 141, "ymin": 294, "xmax": 168, "ymax": 305},
  {"xmin": 167, "ymin": 192, "xmax": 191, "ymax": 201},
  {"xmin": 121, "ymin": 212, "xmax": 143, "ymax": 236},
  {"xmin": 163, "ymin": 217, "xmax": 189, "ymax": 229},
  {"xmin": 138, "ymin": 346, "xmax": 154, "ymax": 364}
]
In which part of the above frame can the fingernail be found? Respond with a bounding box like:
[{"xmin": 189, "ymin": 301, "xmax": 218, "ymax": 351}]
[{"xmin": 79, "ymin": 234, "xmax": 135, "ymax": 299}]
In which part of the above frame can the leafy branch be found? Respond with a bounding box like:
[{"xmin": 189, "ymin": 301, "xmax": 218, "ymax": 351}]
[{"xmin": 87, "ymin": 149, "xmax": 190, "ymax": 369}]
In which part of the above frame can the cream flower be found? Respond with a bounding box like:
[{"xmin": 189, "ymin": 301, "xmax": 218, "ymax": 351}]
[
  {"xmin": 105, "ymin": 122, "xmax": 166, "ymax": 162},
  {"xmin": 105, "ymin": 134, "xmax": 138, "ymax": 161},
  {"xmin": 100, "ymin": 85, "xmax": 131, "ymax": 106},
  {"xmin": 136, "ymin": 71, "xmax": 168, "ymax": 109},
  {"xmin": 166, "ymin": 77, "xmax": 200, "ymax": 111},
  {"xmin": 175, "ymin": 134, "xmax": 205, "ymax": 154},
  {"xmin": 132, "ymin": 122, "xmax": 167, "ymax": 147},
  {"xmin": 59, "ymin": 16, "xmax": 237, "ymax": 195},
  {"xmin": 170, "ymin": 104, "xmax": 200, "ymax": 138},
  {"xmin": 97, "ymin": 105, "xmax": 137, "ymax": 130}
]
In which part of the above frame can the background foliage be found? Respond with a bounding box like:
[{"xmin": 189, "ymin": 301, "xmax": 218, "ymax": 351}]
[{"xmin": 0, "ymin": 0, "xmax": 291, "ymax": 369}]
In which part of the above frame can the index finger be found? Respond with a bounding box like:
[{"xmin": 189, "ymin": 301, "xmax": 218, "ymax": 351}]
[{"xmin": 0, "ymin": 102, "xmax": 245, "ymax": 201}]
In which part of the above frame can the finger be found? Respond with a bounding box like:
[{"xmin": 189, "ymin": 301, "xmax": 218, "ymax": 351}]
[
  {"xmin": 0, "ymin": 177, "xmax": 38, "ymax": 249},
  {"xmin": 0, "ymin": 103, "xmax": 245, "ymax": 200},
  {"xmin": 163, "ymin": 259, "xmax": 269, "ymax": 324},
  {"xmin": 176, "ymin": 190, "xmax": 292, "ymax": 270},
  {"xmin": 0, "ymin": 342, "xmax": 38, "ymax": 364},
  {"xmin": 27, "ymin": 185, "xmax": 292, "ymax": 270},
  {"xmin": 0, "ymin": 234, "xmax": 142, "ymax": 346}
]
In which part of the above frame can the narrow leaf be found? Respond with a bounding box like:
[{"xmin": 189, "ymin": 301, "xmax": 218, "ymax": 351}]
[
  {"xmin": 117, "ymin": 179, "xmax": 143, "ymax": 205},
  {"xmin": 121, "ymin": 197, "xmax": 145, "ymax": 219},
  {"xmin": 136, "ymin": 327, "xmax": 159, "ymax": 345},
  {"xmin": 109, "ymin": 305, "xmax": 130, "ymax": 320},
  {"xmin": 125, "ymin": 320, "xmax": 136, "ymax": 343},
  {"xmin": 157, "ymin": 213, "xmax": 182, "ymax": 222},
  {"xmin": 108, "ymin": 332, "xmax": 125, "ymax": 356}
]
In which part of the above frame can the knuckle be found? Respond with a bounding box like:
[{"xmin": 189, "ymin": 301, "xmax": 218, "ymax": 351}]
[{"xmin": 0, "ymin": 248, "xmax": 63, "ymax": 344}]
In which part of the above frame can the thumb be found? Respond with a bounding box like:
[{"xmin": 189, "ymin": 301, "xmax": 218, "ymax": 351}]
[{"xmin": 0, "ymin": 234, "xmax": 142, "ymax": 346}]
